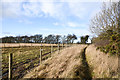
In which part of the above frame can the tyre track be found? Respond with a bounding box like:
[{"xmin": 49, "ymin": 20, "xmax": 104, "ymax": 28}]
[{"xmin": 74, "ymin": 46, "xmax": 92, "ymax": 79}]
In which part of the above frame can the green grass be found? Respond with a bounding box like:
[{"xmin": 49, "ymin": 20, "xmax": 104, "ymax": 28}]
[{"xmin": 2, "ymin": 46, "xmax": 60, "ymax": 79}]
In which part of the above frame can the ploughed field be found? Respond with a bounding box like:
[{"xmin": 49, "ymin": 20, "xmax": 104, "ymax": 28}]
[{"xmin": 2, "ymin": 46, "xmax": 60, "ymax": 79}]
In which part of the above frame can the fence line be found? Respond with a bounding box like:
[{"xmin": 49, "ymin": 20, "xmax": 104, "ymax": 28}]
[{"xmin": 8, "ymin": 44, "xmax": 70, "ymax": 79}]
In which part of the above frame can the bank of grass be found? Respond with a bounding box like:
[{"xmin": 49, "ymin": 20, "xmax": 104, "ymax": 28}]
[
  {"xmin": 23, "ymin": 45, "xmax": 92, "ymax": 79},
  {"xmin": 86, "ymin": 44, "xmax": 118, "ymax": 78},
  {"xmin": 2, "ymin": 46, "xmax": 58, "ymax": 79}
]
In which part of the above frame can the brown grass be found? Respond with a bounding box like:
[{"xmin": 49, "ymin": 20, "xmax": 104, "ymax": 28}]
[
  {"xmin": 86, "ymin": 44, "xmax": 118, "ymax": 78},
  {"xmin": 0, "ymin": 43, "xmax": 59, "ymax": 47},
  {"xmin": 21, "ymin": 44, "xmax": 119, "ymax": 79},
  {"xmin": 23, "ymin": 45, "xmax": 88, "ymax": 78}
]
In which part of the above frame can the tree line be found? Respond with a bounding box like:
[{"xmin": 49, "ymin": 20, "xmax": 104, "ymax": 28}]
[{"xmin": 1, "ymin": 34, "xmax": 90, "ymax": 44}]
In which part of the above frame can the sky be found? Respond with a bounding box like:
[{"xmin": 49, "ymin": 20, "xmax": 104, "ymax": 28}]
[{"xmin": 0, "ymin": 0, "xmax": 116, "ymax": 42}]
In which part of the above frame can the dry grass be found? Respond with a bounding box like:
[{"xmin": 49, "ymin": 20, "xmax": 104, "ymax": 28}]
[
  {"xmin": 23, "ymin": 45, "xmax": 88, "ymax": 78},
  {"xmin": 86, "ymin": 44, "xmax": 118, "ymax": 78},
  {"xmin": 21, "ymin": 44, "xmax": 119, "ymax": 79},
  {"xmin": 0, "ymin": 43, "xmax": 59, "ymax": 47}
]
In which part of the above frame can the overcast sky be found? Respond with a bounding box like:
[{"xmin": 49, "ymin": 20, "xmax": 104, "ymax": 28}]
[{"xmin": 1, "ymin": 0, "xmax": 116, "ymax": 42}]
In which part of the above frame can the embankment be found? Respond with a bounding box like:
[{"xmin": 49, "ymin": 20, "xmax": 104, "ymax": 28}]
[
  {"xmin": 23, "ymin": 45, "xmax": 92, "ymax": 79},
  {"xmin": 23, "ymin": 44, "xmax": 119, "ymax": 79},
  {"xmin": 86, "ymin": 44, "xmax": 119, "ymax": 78}
]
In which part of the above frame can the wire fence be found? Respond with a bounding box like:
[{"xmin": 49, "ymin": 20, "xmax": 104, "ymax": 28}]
[{"xmin": 2, "ymin": 44, "xmax": 70, "ymax": 79}]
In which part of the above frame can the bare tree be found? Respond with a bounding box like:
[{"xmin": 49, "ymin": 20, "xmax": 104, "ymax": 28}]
[{"xmin": 89, "ymin": 2, "xmax": 119, "ymax": 36}]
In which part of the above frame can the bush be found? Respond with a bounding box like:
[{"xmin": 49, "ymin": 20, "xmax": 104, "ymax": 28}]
[{"xmin": 95, "ymin": 32, "xmax": 120, "ymax": 56}]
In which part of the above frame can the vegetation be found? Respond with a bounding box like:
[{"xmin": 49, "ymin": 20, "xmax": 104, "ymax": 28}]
[
  {"xmin": 90, "ymin": 2, "xmax": 120, "ymax": 55},
  {"xmin": 2, "ymin": 46, "xmax": 58, "ymax": 79},
  {"xmin": 1, "ymin": 34, "xmax": 77, "ymax": 44},
  {"xmin": 80, "ymin": 35, "xmax": 89, "ymax": 44}
]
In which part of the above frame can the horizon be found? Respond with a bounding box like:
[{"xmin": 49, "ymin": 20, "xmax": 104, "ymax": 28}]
[{"xmin": 1, "ymin": 0, "xmax": 115, "ymax": 43}]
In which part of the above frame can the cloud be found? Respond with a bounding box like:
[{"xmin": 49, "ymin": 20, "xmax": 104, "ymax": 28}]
[
  {"xmin": 22, "ymin": 2, "xmax": 44, "ymax": 17},
  {"xmin": 67, "ymin": 22, "xmax": 78, "ymax": 27},
  {"xmin": 18, "ymin": 19, "xmax": 33, "ymax": 24},
  {"xmin": 67, "ymin": 2, "xmax": 86, "ymax": 19},
  {"xmin": 2, "ymin": 2, "xmax": 22, "ymax": 18},
  {"xmin": 1, "ymin": 0, "xmax": 99, "ymax": 20},
  {"xmin": 53, "ymin": 22, "xmax": 59, "ymax": 26},
  {"xmin": 1, "ymin": 0, "xmax": 103, "ymax": 38},
  {"xmin": 2, "ymin": 0, "xmax": 119, "ymax": 2}
]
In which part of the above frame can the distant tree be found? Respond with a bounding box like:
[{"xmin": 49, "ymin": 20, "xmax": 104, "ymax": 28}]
[
  {"xmin": 67, "ymin": 34, "xmax": 72, "ymax": 43},
  {"xmin": 33, "ymin": 34, "xmax": 43, "ymax": 43},
  {"xmin": 66, "ymin": 34, "xmax": 77, "ymax": 43},
  {"xmin": 77, "ymin": 41, "xmax": 80, "ymax": 44},
  {"xmin": 85, "ymin": 35, "xmax": 89, "ymax": 43},
  {"xmin": 71, "ymin": 34, "xmax": 77, "ymax": 43},
  {"xmin": 44, "ymin": 34, "xmax": 56, "ymax": 44},
  {"xmin": 55, "ymin": 35, "xmax": 61, "ymax": 44},
  {"xmin": 80, "ymin": 35, "xmax": 89, "ymax": 44},
  {"xmin": 61, "ymin": 35, "xmax": 67, "ymax": 44},
  {"xmin": 29, "ymin": 35, "xmax": 34, "ymax": 43},
  {"xmin": 81, "ymin": 36, "xmax": 85, "ymax": 44}
]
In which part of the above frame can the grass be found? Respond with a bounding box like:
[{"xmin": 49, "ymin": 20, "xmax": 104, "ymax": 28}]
[{"xmin": 2, "ymin": 46, "xmax": 60, "ymax": 79}]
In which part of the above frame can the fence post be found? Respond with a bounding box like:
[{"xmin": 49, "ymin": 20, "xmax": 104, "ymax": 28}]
[
  {"xmin": 19, "ymin": 43, "xmax": 20, "ymax": 48},
  {"xmin": 66, "ymin": 43, "xmax": 67, "ymax": 48},
  {"xmin": 58, "ymin": 44, "xmax": 60, "ymax": 53},
  {"xmin": 9, "ymin": 53, "xmax": 12, "ymax": 80},
  {"xmin": 4, "ymin": 43, "xmax": 5, "ymax": 48},
  {"xmin": 62, "ymin": 43, "xmax": 64, "ymax": 49},
  {"xmin": 40, "ymin": 48, "xmax": 42, "ymax": 64},
  {"xmin": 31, "ymin": 43, "xmax": 32, "ymax": 47},
  {"xmin": 51, "ymin": 45, "xmax": 53, "ymax": 55}
]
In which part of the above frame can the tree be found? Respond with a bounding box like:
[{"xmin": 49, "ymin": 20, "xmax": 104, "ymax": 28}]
[
  {"xmin": 80, "ymin": 35, "xmax": 89, "ymax": 44},
  {"xmin": 43, "ymin": 34, "xmax": 56, "ymax": 44},
  {"xmin": 90, "ymin": 2, "xmax": 119, "ymax": 36},
  {"xmin": 55, "ymin": 35, "xmax": 61, "ymax": 44},
  {"xmin": 71, "ymin": 34, "xmax": 77, "ymax": 43},
  {"xmin": 67, "ymin": 34, "xmax": 72, "ymax": 43},
  {"xmin": 29, "ymin": 35, "xmax": 34, "ymax": 43},
  {"xmin": 89, "ymin": 2, "xmax": 120, "ymax": 55},
  {"xmin": 33, "ymin": 34, "xmax": 43, "ymax": 43},
  {"xmin": 66, "ymin": 34, "xmax": 77, "ymax": 43},
  {"xmin": 61, "ymin": 35, "xmax": 67, "ymax": 44}
]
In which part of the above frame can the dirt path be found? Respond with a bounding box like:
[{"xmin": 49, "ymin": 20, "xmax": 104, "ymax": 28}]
[
  {"xmin": 22, "ymin": 44, "xmax": 119, "ymax": 79},
  {"xmin": 23, "ymin": 45, "xmax": 93, "ymax": 79},
  {"xmin": 78, "ymin": 47, "xmax": 92, "ymax": 79}
]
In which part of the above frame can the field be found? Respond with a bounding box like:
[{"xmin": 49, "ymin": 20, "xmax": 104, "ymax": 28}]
[
  {"xmin": 1, "ymin": 45, "xmax": 63, "ymax": 79},
  {"xmin": 23, "ymin": 44, "xmax": 119, "ymax": 78},
  {"xmin": 0, "ymin": 43, "xmax": 61, "ymax": 47}
]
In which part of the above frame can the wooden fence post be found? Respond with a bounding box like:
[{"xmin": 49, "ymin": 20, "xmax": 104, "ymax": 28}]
[
  {"xmin": 50, "ymin": 45, "xmax": 53, "ymax": 56},
  {"xmin": 40, "ymin": 48, "xmax": 42, "ymax": 64},
  {"xmin": 31, "ymin": 43, "xmax": 32, "ymax": 47},
  {"xmin": 4, "ymin": 43, "xmax": 5, "ymax": 48},
  {"xmin": 58, "ymin": 44, "xmax": 60, "ymax": 51},
  {"xmin": 9, "ymin": 53, "xmax": 12, "ymax": 80},
  {"xmin": 66, "ymin": 43, "xmax": 67, "ymax": 48},
  {"xmin": 19, "ymin": 43, "xmax": 20, "ymax": 48},
  {"xmin": 62, "ymin": 43, "xmax": 63, "ymax": 49}
]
